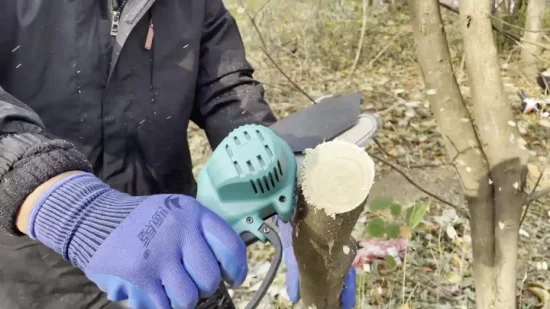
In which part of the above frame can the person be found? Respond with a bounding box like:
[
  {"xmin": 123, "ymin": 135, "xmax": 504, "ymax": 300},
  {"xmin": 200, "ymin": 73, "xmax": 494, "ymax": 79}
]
[{"xmin": 0, "ymin": 1, "xmax": 356, "ymax": 309}]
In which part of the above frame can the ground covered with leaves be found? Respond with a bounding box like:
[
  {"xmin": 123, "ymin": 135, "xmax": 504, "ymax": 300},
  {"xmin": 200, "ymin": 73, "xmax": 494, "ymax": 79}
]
[{"xmin": 187, "ymin": 2, "xmax": 550, "ymax": 308}]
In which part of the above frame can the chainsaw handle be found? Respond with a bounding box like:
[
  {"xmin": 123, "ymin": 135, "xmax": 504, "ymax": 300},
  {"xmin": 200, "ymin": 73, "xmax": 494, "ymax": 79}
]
[{"xmin": 194, "ymin": 223, "xmax": 283, "ymax": 309}]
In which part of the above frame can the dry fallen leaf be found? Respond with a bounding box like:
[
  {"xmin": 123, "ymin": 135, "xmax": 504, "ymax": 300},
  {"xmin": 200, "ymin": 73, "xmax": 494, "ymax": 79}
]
[
  {"xmin": 540, "ymin": 119, "xmax": 550, "ymax": 128},
  {"xmin": 528, "ymin": 163, "xmax": 542, "ymax": 180},
  {"xmin": 451, "ymin": 254, "xmax": 463, "ymax": 269},
  {"xmin": 519, "ymin": 228, "xmax": 530, "ymax": 238},
  {"xmin": 527, "ymin": 282, "xmax": 550, "ymax": 308},
  {"xmin": 400, "ymin": 225, "xmax": 413, "ymax": 239},
  {"xmin": 369, "ymin": 286, "xmax": 388, "ymax": 305},
  {"xmin": 445, "ymin": 225, "xmax": 458, "ymax": 240},
  {"xmin": 445, "ymin": 271, "xmax": 462, "ymax": 284}
]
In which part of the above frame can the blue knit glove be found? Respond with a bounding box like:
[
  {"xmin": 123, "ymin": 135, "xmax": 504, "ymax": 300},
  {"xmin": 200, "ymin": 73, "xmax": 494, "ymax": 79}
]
[
  {"xmin": 275, "ymin": 217, "xmax": 356, "ymax": 309},
  {"xmin": 27, "ymin": 172, "xmax": 248, "ymax": 309}
]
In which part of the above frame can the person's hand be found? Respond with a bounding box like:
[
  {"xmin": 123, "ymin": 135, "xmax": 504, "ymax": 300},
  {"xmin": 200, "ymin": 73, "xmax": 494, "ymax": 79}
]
[
  {"xmin": 26, "ymin": 172, "xmax": 247, "ymax": 309},
  {"xmin": 275, "ymin": 216, "xmax": 356, "ymax": 309}
]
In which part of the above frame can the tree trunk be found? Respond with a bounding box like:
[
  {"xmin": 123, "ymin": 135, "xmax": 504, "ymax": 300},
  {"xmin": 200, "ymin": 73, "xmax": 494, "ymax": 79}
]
[
  {"xmin": 459, "ymin": 1, "xmax": 530, "ymax": 308},
  {"xmin": 520, "ymin": 0, "xmax": 547, "ymax": 78},
  {"xmin": 410, "ymin": 1, "xmax": 496, "ymax": 308},
  {"xmin": 292, "ymin": 140, "xmax": 375, "ymax": 308}
]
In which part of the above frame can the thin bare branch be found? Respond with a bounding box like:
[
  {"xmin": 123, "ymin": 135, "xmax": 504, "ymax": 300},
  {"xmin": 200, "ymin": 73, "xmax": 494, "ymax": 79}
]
[
  {"xmin": 438, "ymin": 2, "xmax": 521, "ymax": 42},
  {"xmin": 523, "ymin": 154, "xmax": 550, "ymax": 209},
  {"xmin": 347, "ymin": 0, "xmax": 369, "ymax": 79},
  {"xmin": 438, "ymin": 1, "xmax": 459, "ymax": 14},
  {"xmin": 236, "ymin": 0, "xmax": 317, "ymax": 104},
  {"xmin": 252, "ymin": 0, "xmax": 270, "ymax": 20},
  {"xmin": 367, "ymin": 30, "xmax": 406, "ymax": 68},
  {"xmin": 487, "ymin": 13, "xmax": 550, "ymax": 33},
  {"xmin": 370, "ymin": 153, "xmax": 468, "ymax": 218},
  {"xmin": 520, "ymin": 157, "xmax": 548, "ymax": 226},
  {"xmin": 520, "ymin": 37, "xmax": 550, "ymax": 51},
  {"xmin": 502, "ymin": 31, "xmax": 550, "ymax": 66},
  {"xmin": 373, "ymin": 138, "xmax": 452, "ymax": 169},
  {"xmin": 525, "ymin": 187, "xmax": 550, "ymax": 204},
  {"xmin": 441, "ymin": 1, "xmax": 550, "ymax": 68}
]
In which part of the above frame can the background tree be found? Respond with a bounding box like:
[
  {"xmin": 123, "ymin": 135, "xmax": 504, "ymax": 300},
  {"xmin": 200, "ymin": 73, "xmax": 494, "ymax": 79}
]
[
  {"xmin": 412, "ymin": 0, "xmax": 534, "ymax": 308},
  {"xmin": 520, "ymin": 0, "xmax": 547, "ymax": 78},
  {"xmin": 410, "ymin": 1, "xmax": 497, "ymax": 307}
]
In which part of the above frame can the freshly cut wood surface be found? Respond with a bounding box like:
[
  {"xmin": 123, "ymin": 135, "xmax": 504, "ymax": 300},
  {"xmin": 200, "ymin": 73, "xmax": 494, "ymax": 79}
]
[{"xmin": 300, "ymin": 140, "xmax": 375, "ymax": 216}]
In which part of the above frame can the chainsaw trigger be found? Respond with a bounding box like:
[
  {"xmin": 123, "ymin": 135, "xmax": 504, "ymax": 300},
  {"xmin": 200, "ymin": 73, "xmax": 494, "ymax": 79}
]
[{"xmin": 243, "ymin": 223, "xmax": 283, "ymax": 309}]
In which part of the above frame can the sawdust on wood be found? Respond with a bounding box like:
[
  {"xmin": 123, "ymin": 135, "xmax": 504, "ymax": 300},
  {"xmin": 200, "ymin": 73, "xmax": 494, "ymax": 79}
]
[{"xmin": 299, "ymin": 141, "xmax": 375, "ymax": 216}]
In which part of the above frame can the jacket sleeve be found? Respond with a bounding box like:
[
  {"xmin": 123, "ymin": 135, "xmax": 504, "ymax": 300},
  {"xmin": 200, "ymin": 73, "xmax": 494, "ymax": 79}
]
[
  {"xmin": 191, "ymin": 0, "xmax": 277, "ymax": 149},
  {"xmin": 0, "ymin": 87, "xmax": 92, "ymax": 235}
]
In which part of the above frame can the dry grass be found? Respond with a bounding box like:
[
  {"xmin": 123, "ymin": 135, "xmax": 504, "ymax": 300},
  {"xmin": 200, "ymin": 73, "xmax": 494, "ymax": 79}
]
[{"xmin": 187, "ymin": 1, "xmax": 550, "ymax": 308}]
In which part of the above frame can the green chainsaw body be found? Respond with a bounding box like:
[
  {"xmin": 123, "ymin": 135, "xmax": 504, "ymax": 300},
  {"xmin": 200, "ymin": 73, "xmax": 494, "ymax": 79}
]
[{"xmin": 195, "ymin": 124, "xmax": 297, "ymax": 243}]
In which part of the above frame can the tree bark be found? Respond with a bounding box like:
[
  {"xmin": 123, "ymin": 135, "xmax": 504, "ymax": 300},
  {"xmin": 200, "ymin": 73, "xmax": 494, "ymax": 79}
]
[
  {"xmin": 410, "ymin": 1, "xmax": 496, "ymax": 308},
  {"xmin": 520, "ymin": 0, "xmax": 547, "ymax": 78},
  {"xmin": 459, "ymin": 1, "xmax": 530, "ymax": 308},
  {"xmin": 292, "ymin": 140, "xmax": 375, "ymax": 309}
]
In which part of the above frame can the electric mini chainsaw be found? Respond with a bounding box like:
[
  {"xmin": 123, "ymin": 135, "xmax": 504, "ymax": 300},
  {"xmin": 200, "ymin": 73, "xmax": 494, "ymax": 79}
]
[
  {"xmin": 194, "ymin": 124, "xmax": 296, "ymax": 309},
  {"xmin": 191, "ymin": 93, "xmax": 379, "ymax": 309}
]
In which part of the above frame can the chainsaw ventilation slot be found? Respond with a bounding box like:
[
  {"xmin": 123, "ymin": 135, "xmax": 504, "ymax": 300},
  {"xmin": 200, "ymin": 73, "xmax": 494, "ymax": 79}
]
[
  {"xmin": 263, "ymin": 176, "xmax": 271, "ymax": 191},
  {"xmin": 273, "ymin": 167, "xmax": 280, "ymax": 182},
  {"xmin": 249, "ymin": 179, "xmax": 266, "ymax": 194},
  {"xmin": 256, "ymin": 179, "xmax": 265, "ymax": 193},
  {"xmin": 225, "ymin": 145, "xmax": 233, "ymax": 157},
  {"xmin": 277, "ymin": 160, "xmax": 283, "ymax": 176},
  {"xmin": 256, "ymin": 130, "xmax": 265, "ymax": 141},
  {"xmin": 250, "ymin": 180, "xmax": 258, "ymax": 194},
  {"xmin": 249, "ymin": 173, "xmax": 278, "ymax": 194},
  {"xmin": 246, "ymin": 160, "xmax": 255, "ymax": 173},
  {"xmin": 233, "ymin": 136, "xmax": 241, "ymax": 146},
  {"xmin": 264, "ymin": 145, "xmax": 273, "ymax": 157},
  {"xmin": 244, "ymin": 131, "xmax": 251, "ymax": 140},
  {"xmin": 257, "ymin": 155, "xmax": 265, "ymax": 167},
  {"xmin": 233, "ymin": 161, "xmax": 242, "ymax": 174}
]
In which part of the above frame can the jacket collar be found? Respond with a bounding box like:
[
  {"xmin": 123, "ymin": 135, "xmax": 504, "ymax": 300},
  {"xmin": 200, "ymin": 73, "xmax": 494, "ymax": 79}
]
[
  {"xmin": 122, "ymin": 0, "xmax": 156, "ymax": 26},
  {"xmin": 107, "ymin": 0, "xmax": 156, "ymax": 82}
]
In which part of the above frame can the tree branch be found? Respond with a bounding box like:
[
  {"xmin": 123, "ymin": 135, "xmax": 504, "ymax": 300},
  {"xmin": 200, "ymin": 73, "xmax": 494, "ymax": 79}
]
[
  {"xmin": 523, "ymin": 152, "xmax": 550, "ymax": 209},
  {"xmin": 347, "ymin": 0, "xmax": 369, "ymax": 79},
  {"xmin": 438, "ymin": 1, "xmax": 521, "ymax": 42},
  {"xmin": 525, "ymin": 187, "xmax": 550, "ymax": 205},
  {"xmin": 373, "ymin": 138, "xmax": 453, "ymax": 169},
  {"xmin": 370, "ymin": 153, "xmax": 468, "ymax": 218},
  {"xmin": 488, "ymin": 13, "xmax": 550, "ymax": 34},
  {"xmin": 236, "ymin": 0, "xmax": 317, "ymax": 104},
  {"xmin": 519, "ymin": 0, "xmax": 549, "ymax": 77}
]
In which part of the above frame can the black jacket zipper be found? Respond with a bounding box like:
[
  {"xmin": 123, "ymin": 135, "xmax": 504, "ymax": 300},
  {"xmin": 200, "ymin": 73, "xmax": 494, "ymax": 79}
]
[{"xmin": 110, "ymin": 0, "xmax": 129, "ymax": 36}]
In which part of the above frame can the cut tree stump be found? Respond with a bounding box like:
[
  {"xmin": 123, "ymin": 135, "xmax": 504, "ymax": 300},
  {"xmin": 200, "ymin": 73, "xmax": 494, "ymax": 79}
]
[{"xmin": 292, "ymin": 140, "xmax": 375, "ymax": 308}]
